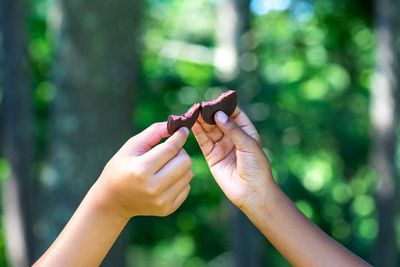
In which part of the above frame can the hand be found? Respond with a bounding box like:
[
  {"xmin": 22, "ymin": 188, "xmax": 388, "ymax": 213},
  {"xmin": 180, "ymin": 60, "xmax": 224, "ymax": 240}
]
[
  {"xmin": 192, "ymin": 107, "xmax": 275, "ymax": 211},
  {"xmin": 94, "ymin": 122, "xmax": 193, "ymax": 219},
  {"xmin": 193, "ymin": 108, "xmax": 372, "ymax": 267}
]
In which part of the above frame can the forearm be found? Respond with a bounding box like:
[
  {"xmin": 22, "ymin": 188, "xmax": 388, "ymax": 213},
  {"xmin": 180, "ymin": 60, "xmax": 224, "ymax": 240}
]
[
  {"xmin": 243, "ymin": 184, "xmax": 371, "ymax": 267},
  {"xmin": 34, "ymin": 182, "xmax": 129, "ymax": 267}
]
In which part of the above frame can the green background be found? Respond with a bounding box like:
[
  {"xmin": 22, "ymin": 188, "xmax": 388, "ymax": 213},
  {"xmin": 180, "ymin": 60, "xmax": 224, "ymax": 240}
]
[{"xmin": 0, "ymin": 0, "xmax": 398, "ymax": 266}]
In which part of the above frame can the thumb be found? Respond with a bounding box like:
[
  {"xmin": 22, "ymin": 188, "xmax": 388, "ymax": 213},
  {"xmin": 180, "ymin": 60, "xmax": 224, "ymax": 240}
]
[{"xmin": 214, "ymin": 111, "xmax": 258, "ymax": 152}]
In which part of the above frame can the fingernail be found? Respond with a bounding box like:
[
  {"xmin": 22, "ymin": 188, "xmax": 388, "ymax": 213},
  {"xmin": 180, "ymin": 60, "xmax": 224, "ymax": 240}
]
[
  {"xmin": 215, "ymin": 111, "xmax": 228, "ymax": 124},
  {"xmin": 180, "ymin": 127, "xmax": 189, "ymax": 135}
]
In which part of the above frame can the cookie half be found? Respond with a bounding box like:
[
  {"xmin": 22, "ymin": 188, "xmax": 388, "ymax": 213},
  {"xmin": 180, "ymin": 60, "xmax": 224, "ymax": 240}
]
[
  {"xmin": 167, "ymin": 102, "xmax": 201, "ymax": 134},
  {"xmin": 201, "ymin": 90, "xmax": 237, "ymax": 124}
]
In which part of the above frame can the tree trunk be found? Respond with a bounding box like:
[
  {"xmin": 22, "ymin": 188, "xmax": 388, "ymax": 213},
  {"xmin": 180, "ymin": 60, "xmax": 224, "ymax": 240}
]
[
  {"xmin": 216, "ymin": 1, "xmax": 266, "ymax": 266},
  {"xmin": 371, "ymin": 0, "xmax": 399, "ymax": 266},
  {"xmin": 34, "ymin": 1, "xmax": 142, "ymax": 266},
  {"xmin": 0, "ymin": 0, "xmax": 35, "ymax": 266}
]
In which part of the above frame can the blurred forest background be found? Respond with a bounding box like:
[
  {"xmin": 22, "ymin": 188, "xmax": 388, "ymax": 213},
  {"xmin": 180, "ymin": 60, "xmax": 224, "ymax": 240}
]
[{"xmin": 0, "ymin": 0, "xmax": 399, "ymax": 266}]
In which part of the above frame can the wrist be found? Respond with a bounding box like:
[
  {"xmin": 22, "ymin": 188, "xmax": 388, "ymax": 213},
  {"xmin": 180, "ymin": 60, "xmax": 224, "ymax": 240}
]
[
  {"xmin": 88, "ymin": 181, "xmax": 131, "ymax": 225},
  {"xmin": 240, "ymin": 181, "xmax": 285, "ymax": 223}
]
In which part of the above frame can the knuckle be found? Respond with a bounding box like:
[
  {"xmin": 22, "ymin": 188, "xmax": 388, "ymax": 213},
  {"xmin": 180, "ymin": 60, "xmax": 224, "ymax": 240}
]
[
  {"xmin": 159, "ymin": 209, "xmax": 171, "ymax": 217},
  {"xmin": 127, "ymin": 136, "xmax": 137, "ymax": 145},
  {"xmin": 132, "ymin": 166, "xmax": 146, "ymax": 178},
  {"xmin": 180, "ymin": 150, "xmax": 192, "ymax": 165},
  {"xmin": 183, "ymin": 155, "xmax": 192, "ymax": 167},
  {"xmin": 147, "ymin": 185, "xmax": 160, "ymax": 197},
  {"xmin": 162, "ymin": 204, "xmax": 171, "ymax": 213},
  {"xmin": 253, "ymin": 135, "xmax": 262, "ymax": 144},
  {"xmin": 184, "ymin": 171, "xmax": 194, "ymax": 182},
  {"xmin": 159, "ymin": 204, "xmax": 172, "ymax": 217},
  {"xmin": 154, "ymin": 198, "xmax": 165, "ymax": 208},
  {"xmin": 247, "ymin": 138, "xmax": 259, "ymax": 148},
  {"xmin": 226, "ymin": 121, "xmax": 237, "ymax": 132},
  {"xmin": 150, "ymin": 122, "xmax": 162, "ymax": 130},
  {"xmin": 145, "ymin": 122, "xmax": 163, "ymax": 135},
  {"xmin": 165, "ymin": 143, "xmax": 180, "ymax": 155},
  {"xmin": 182, "ymin": 185, "xmax": 191, "ymax": 196}
]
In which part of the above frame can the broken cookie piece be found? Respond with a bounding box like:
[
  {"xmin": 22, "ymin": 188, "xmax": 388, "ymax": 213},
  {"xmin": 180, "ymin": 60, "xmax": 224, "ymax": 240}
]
[
  {"xmin": 201, "ymin": 90, "xmax": 237, "ymax": 125},
  {"xmin": 167, "ymin": 102, "xmax": 201, "ymax": 134}
]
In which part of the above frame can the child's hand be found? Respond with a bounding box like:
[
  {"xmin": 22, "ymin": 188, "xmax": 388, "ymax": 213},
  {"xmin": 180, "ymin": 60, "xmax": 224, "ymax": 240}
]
[
  {"xmin": 94, "ymin": 122, "xmax": 192, "ymax": 219},
  {"xmin": 192, "ymin": 107, "xmax": 275, "ymax": 211},
  {"xmin": 193, "ymin": 108, "xmax": 371, "ymax": 267}
]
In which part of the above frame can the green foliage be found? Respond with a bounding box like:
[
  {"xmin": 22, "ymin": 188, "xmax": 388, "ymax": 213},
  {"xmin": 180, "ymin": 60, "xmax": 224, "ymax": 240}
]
[
  {"xmin": 0, "ymin": 0, "xmax": 383, "ymax": 266},
  {"xmin": 133, "ymin": 0, "xmax": 377, "ymax": 265}
]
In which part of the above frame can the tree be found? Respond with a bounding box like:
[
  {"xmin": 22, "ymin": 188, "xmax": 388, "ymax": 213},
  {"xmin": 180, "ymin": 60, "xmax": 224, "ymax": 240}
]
[
  {"xmin": 216, "ymin": 0, "xmax": 266, "ymax": 266},
  {"xmin": 33, "ymin": 1, "xmax": 142, "ymax": 266},
  {"xmin": 370, "ymin": 0, "xmax": 399, "ymax": 266},
  {"xmin": 0, "ymin": 0, "xmax": 35, "ymax": 266}
]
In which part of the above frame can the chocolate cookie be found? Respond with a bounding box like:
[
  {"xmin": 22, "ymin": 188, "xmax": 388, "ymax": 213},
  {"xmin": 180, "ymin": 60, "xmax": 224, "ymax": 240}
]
[
  {"xmin": 201, "ymin": 90, "xmax": 237, "ymax": 124},
  {"xmin": 167, "ymin": 102, "xmax": 201, "ymax": 134}
]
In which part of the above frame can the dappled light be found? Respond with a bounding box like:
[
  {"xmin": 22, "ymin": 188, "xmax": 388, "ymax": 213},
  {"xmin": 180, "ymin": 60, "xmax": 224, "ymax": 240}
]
[{"xmin": 0, "ymin": 0, "xmax": 398, "ymax": 266}]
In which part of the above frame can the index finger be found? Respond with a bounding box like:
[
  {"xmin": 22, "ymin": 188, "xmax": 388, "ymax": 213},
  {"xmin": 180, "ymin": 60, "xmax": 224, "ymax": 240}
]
[
  {"xmin": 197, "ymin": 113, "xmax": 224, "ymax": 142},
  {"xmin": 229, "ymin": 107, "xmax": 261, "ymax": 144},
  {"xmin": 139, "ymin": 127, "xmax": 190, "ymax": 173},
  {"xmin": 117, "ymin": 122, "xmax": 170, "ymax": 156}
]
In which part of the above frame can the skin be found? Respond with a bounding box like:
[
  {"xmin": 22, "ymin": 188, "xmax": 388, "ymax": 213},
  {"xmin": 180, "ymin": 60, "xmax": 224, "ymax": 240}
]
[
  {"xmin": 192, "ymin": 107, "xmax": 372, "ymax": 267},
  {"xmin": 34, "ymin": 122, "xmax": 193, "ymax": 267},
  {"xmin": 35, "ymin": 107, "xmax": 372, "ymax": 267}
]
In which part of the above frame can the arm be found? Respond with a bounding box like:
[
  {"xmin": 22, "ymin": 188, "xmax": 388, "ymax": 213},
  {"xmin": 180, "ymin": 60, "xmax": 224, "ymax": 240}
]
[
  {"xmin": 192, "ymin": 108, "xmax": 371, "ymax": 267},
  {"xmin": 34, "ymin": 123, "xmax": 193, "ymax": 267},
  {"xmin": 244, "ymin": 184, "xmax": 368, "ymax": 267},
  {"xmin": 33, "ymin": 185, "xmax": 128, "ymax": 267}
]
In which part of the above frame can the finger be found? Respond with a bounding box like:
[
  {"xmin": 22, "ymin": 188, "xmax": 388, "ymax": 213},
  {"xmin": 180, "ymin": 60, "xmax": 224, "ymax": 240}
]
[
  {"xmin": 193, "ymin": 121, "xmax": 235, "ymax": 166},
  {"xmin": 153, "ymin": 149, "xmax": 192, "ymax": 191},
  {"xmin": 119, "ymin": 122, "xmax": 170, "ymax": 156},
  {"xmin": 162, "ymin": 170, "xmax": 193, "ymax": 200},
  {"xmin": 214, "ymin": 111, "xmax": 258, "ymax": 153},
  {"xmin": 230, "ymin": 107, "xmax": 261, "ymax": 143},
  {"xmin": 172, "ymin": 185, "xmax": 191, "ymax": 211},
  {"xmin": 197, "ymin": 114, "xmax": 224, "ymax": 142},
  {"xmin": 156, "ymin": 172, "xmax": 192, "ymax": 216},
  {"xmin": 205, "ymin": 135, "xmax": 235, "ymax": 167},
  {"xmin": 139, "ymin": 127, "xmax": 189, "ymax": 172},
  {"xmin": 192, "ymin": 122, "xmax": 215, "ymax": 157}
]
